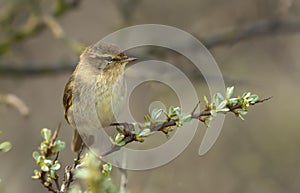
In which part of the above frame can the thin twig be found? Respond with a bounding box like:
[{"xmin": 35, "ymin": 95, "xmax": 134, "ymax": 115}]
[
  {"xmin": 119, "ymin": 153, "xmax": 128, "ymax": 193},
  {"xmin": 0, "ymin": 94, "xmax": 29, "ymax": 116},
  {"xmin": 44, "ymin": 185, "xmax": 59, "ymax": 193},
  {"xmin": 54, "ymin": 173, "xmax": 61, "ymax": 193},
  {"xmin": 201, "ymin": 18, "xmax": 300, "ymax": 49},
  {"xmin": 0, "ymin": 62, "xmax": 75, "ymax": 76},
  {"xmin": 61, "ymin": 143, "xmax": 84, "ymax": 193},
  {"xmin": 191, "ymin": 101, "xmax": 201, "ymax": 117},
  {"xmin": 119, "ymin": 170, "xmax": 128, "ymax": 193}
]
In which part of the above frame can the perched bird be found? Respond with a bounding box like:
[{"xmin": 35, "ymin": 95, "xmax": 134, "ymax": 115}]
[{"xmin": 63, "ymin": 42, "xmax": 136, "ymax": 152}]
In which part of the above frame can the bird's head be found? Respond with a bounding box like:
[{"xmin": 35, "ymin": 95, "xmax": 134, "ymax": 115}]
[{"xmin": 80, "ymin": 42, "xmax": 137, "ymax": 71}]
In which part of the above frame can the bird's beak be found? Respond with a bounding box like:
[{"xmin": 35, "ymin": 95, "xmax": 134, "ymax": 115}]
[{"xmin": 122, "ymin": 57, "xmax": 137, "ymax": 63}]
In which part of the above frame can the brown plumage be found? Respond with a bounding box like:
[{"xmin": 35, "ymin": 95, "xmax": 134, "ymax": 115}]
[{"xmin": 63, "ymin": 42, "xmax": 136, "ymax": 152}]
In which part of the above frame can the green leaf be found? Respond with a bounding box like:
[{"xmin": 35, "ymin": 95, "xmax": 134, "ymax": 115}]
[
  {"xmin": 168, "ymin": 106, "xmax": 174, "ymax": 115},
  {"xmin": 139, "ymin": 128, "xmax": 152, "ymax": 137},
  {"xmin": 238, "ymin": 109, "xmax": 248, "ymax": 116},
  {"xmin": 144, "ymin": 115, "xmax": 151, "ymax": 123},
  {"xmin": 109, "ymin": 137, "xmax": 115, "ymax": 144},
  {"xmin": 168, "ymin": 106, "xmax": 181, "ymax": 117},
  {"xmin": 32, "ymin": 151, "xmax": 40, "ymax": 160},
  {"xmin": 238, "ymin": 114, "xmax": 245, "ymax": 120},
  {"xmin": 0, "ymin": 141, "xmax": 12, "ymax": 152},
  {"xmin": 226, "ymin": 86, "xmax": 234, "ymax": 99},
  {"xmin": 144, "ymin": 120, "xmax": 151, "ymax": 128},
  {"xmin": 52, "ymin": 140, "xmax": 66, "ymax": 152},
  {"xmin": 44, "ymin": 181, "xmax": 50, "ymax": 187},
  {"xmin": 50, "ymin": 170, "xmax": 56, "ymax": 179},
  {"xmin": 173, "ymin": 107, "xmax": 181, "ymax": 115},
  {"xmin": 32, "ymin": 170, "xmax": 41, "ymax": 179},
  {"xmin": 51, "ymin": 162, "xmax": 61, "ymax": 171},
  {"xmin": 178, "ymin": 113, "xmax": 192, "ymax": 123},
  {"xmin": 39, "ymin": 142, "xmax": 48, "ymax": 154},
  {"xmin": 32, "ymin": 174, "xmax": 40, "ymax": 180},
  {"xmin": 114, "ymin": 133, "xmax": 124, "ymax": 144},
  {"xmin": 218, "ymin": 108, "xmax": 230, "ymax": 113},
  {"xmin": 210, "ymin": 110, "xmax": 217, "ymax": 117},
  {"xmin": 116, "ymin": 141, "xmax": 126, "ymax": 146},
  {"xmin": 204, "ymin": 116, "xmax": 213, "ymax": 127},
  {"xmin": 216, "ymin": 100, "xmax": 227, "ymax": 111},
  {"xmin": 214, "ymin": 93, "xmax": 225, "ymax": 107},
  {"xmin": 236, "ymin": 109, "xmax": 248, "ymax": 120},
  {"xmin": 116, "ymin": 126, "xmax": 124, "ymax": 134},
  {"xmin": 102, "ymin": 163, "xmax": 112, "ymax": 176},
  {"xmin": 248, "ymin": 94, "xmax": 259, "ymax": 104},
  {"xmin": 229, "ymin": 98, "xmax": 238, "ymax": 105},
  {"xmin": 37, "ymin": 155, "xmax": 45, "ymax": 166},
  {"xmin": 44, "ymin": 159, "xmax": 53, "ymax": 165},
  {"xmin": 133, "ymin": 123, "xmax": 141, "ymax": 134},
  {"xmin": 151, "ymin": 108, "xmax": 164, "ymax": 120},
  {"xmin": 242, "ymin": 92, "xmax": 251, "ymax": 98},
  {"xmin": 203, "ymin": 96, "xmax": 209, "ymax": 107},
  {"xmin": 41, "ymin": 128, "xmax": 52, "ymax": 143},
  {"xmin": 41, "ymin": 165, "xmax": 50, "ymax": 172}
]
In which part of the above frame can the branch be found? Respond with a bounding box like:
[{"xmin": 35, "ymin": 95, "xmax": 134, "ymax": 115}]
[
  {"xmin": 0, "ymin": 0, "xmax": 83, "ymax": 55},
  {"xmin": 0, "ymin": 93, "xmax": 29, "ymax": 116},
  {"xmin": 33, "ymin": 126, "xmax": 117, "ymax": 193},
  {"xmin": 32, "ymin": 125, "xmax": 66, "ymax": 193},
  {"xmin": 101, "ymin": 87, "xmax": 272, "ymax": 156},
  {"xmin": 1, "ymin": 18, "xmax": 300, "ymax": 75},
  {"xmin": 119, "ymin": 167, "xmax": 128, "ymax": 193},
  {"xmin": 201, "ymin": 18, "xmax": 300, "ymax": 49},
  {"xmin": 0, "ymin": 63, "xmax": 75, "ymax": 76},
  {"xmin": 31, "ymin": 88, "xmax": 270, "ymax": 192},
  {"xmin": 60, "ymin": 144, "xmax": 84, "ymax": 193}
]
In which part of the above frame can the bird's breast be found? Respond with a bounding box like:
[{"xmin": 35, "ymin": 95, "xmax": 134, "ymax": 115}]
[{"xmin": 95, "ymin": 69, "xmax": 126, "ymax": 127}]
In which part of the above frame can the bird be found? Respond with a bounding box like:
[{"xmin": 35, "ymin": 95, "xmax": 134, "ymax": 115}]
[{"xmin": 63, "ymin": 42, "xmax": 137, "ymax": 152}]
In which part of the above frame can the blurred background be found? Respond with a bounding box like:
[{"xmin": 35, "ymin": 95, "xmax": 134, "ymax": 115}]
[{"xmin": 0, "ymin": 0, "xmax": 300, "ymax": 192}]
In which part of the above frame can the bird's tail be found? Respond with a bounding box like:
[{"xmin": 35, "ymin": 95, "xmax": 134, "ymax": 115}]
[{"xmin": 72, "ymin": 129, "xmax": 83, "ymax": 152}]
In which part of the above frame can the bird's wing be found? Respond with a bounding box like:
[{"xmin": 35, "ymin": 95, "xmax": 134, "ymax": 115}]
[{"xmin": 63, "ymin": 74, "xmax": 75, "ymax": 124}]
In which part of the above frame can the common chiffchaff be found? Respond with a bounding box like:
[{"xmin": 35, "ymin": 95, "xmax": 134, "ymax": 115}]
[{"xmin": 63, "ymin": 42, "xmax": 136, "ymax": 152}]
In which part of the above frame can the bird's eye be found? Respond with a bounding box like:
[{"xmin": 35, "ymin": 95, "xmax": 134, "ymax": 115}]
[{"xmin": 104, "ymin": 56, "xmax": 113, "ymax": 62}]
